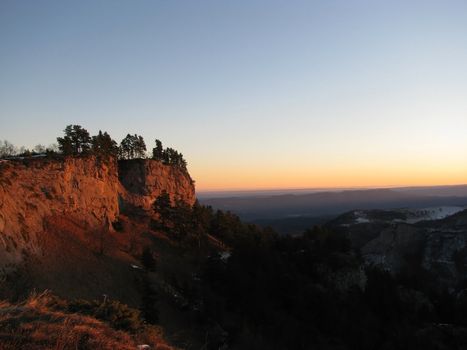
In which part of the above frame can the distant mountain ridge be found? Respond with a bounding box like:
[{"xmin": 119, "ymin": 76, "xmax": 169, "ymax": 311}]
[
  {"xmin": 201, "ymin": 186, "xmax": 467, "ymax": 221},
  {"xmin": 198, "ymin": 184, "xmax": 467, "ymax": 199},
  {"xmin": 199, "ymin": 185, "xmax": 467, "ymax": 235}
]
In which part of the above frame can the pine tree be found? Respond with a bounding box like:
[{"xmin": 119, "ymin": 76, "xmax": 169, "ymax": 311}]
[
  {"xmin": 119, "ymin": 134, "xmax": 146, "ymax": 159},
  {"xmin": 171, "ymin": 199, "xmax": 192, "ymax": 242},
  {"xmin": 134, "ymin": 135, "xmax": 147, "ymax": 158},
  {"xmin": 119, "ymin": 134, "xmax": 134, "ymax": 159},
  {"xmin": 152, "ymin": 139, "xmax": 164, "ymax": 160},
  {"xmin": 57, "ymin": 125, "xmax": 91, "ymax": 155},
  {"xmin": 92, "ymin": 130, "xmax": 118, "ymax": 158},
  {"xmin": 141, "ymin": 246, "xmax": 156, "ymax": 271},
  {"xmin": 153, "ymin": 191, "xmax": 173, "ymax": 228}
]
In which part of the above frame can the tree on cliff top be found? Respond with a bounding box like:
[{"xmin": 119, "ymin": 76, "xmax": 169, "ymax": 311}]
[
  {"xmin": 91, "ymin": 131, "xmax": 119, "ymax": 158},
  {"xmin": 119, "ymin": 134, "xmax": 147, "ymax": 160},
  {"xmin": 151, "ymin": 139, "xmax": 187, "ymax": 170},
  {"xmin": 134, "ymin": 135, "xmax": 146, "ymax": 158},
  {"xmin": 152, "ymin": 139, "xmax": 164, "ymax": 160},
  {"xmin": 57, "ymin": 125, "xmax": 91, "ymax": 155}
]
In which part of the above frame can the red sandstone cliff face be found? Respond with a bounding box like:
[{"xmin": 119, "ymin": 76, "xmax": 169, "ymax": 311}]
[
  {"xmin": 0, "ymin": 157, "xmax": 196, "ymax": 276},
  {"xmin": 118, "ymin": 159, "xmax": 196, "ymax": 212},
  {"xmin": 0, "ymin": 157, "xmax": 119, "ymax": 274}
]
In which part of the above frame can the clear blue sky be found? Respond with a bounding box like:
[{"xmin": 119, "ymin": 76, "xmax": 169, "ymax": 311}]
[{"xmin": 1, "ymin": 0, "xmax": 466, "ymax": 190}]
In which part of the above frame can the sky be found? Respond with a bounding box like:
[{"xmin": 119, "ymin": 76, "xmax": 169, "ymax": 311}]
[{"xmin": 1, "ymin": 0, "xmax": 466, "ymax": 191}]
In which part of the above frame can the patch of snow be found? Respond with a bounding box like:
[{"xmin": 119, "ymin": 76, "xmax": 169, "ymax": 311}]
[
  {"xmin": 354, "ymin": 211, "xmax": 370, "ymax": 224},
  {"xmin": 435, "ymin": 323, "xmax": 452, "ymax": 328},
  {"xmin": 220, "ymin": 251, "xmax": 231, "ymax": 262},
  {"xmin": 407, "ymin": 206, "xmax": 465, "ymax": 223},
  {"xmin": 130, "ymin": 264, "xmax": 143, "ymax": 270},
  {"xmin": 355, "ymin": 217, "xmax": 371, "ymax": 224}
]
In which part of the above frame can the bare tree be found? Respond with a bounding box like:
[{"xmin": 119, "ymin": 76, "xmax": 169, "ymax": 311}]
[
  {"xmin": 33, "ymin": 144, "xmax": 46, "ymax": 153},
  {"xmin": 0, "ymin": 140, "xmax": 17, "ymax": 158}
]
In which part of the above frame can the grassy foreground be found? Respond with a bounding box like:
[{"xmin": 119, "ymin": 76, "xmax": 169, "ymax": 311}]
[{"xmin": 0, "ymin": 291, "xmax": 175, "ymax": 350}]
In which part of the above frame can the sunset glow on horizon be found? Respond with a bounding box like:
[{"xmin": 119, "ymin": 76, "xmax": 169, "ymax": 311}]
[
  {"xmin": 1, "ymin": 0, "xmax": 466, "ymax": 191},
  {"xmin": 192, "ymin": 162, "xmax": 467, "ymax": 192}
]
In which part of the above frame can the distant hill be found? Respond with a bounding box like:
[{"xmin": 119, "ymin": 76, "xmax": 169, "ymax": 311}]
[
  {"xmin": 392, "ymin": 184, "xmax": 467, "ymax": 197},
  {"xmin": 197, "ymin": 184, "xmax": 467, "ymax": 200},
  {"xmin": 200, "ymin": 185, "xmax": 467, "ymax": 234}
]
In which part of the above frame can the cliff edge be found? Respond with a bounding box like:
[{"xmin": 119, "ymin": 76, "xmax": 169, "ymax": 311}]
[
  {"xmin": 118, "ymin": 159, "xmax": 195, "ymax": 212},
  {"xmin": 0, "ymin": 157, "xmax": 119, "ymax": 273},
  {"xmin": 0, "ymin": 156, "xmax": 195, "ymax": 277}
]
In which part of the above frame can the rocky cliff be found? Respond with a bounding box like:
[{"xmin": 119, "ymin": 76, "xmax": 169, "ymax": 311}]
[
  {"xmin": 328, "ymin": 208, "xmax": 467, "ymax": 290},
  {"xmin": 0, "ymin": 157, "xmax": 119, "ymax": 275},
  {"xmin": 0, "ymin": 156, "xmax": 196, "ymax": 276},
  {"xmin": 118, "ymin": 159, "xmax": 195, "ymax": 212}
]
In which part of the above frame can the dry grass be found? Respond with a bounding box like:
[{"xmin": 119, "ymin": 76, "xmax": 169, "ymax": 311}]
[{"xmin": 0, "ymin": 291, "xmax": 175, "ymax": 350}]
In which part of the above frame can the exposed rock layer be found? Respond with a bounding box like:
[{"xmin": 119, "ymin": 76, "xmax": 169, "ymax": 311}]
[
  {"xmin": 118, "ymin": 159, "xmax": 195, "ymax": 211},
  {"xmin": 0, "ymin": 157, "xmax": 196, "ymax": 275},
  {"xmin": 0, "ymin": 157, "xmax": 119, "ymax": 273},
  {"xmin": 328, "ymin": 209, "xmax": 467, "ymax": 290}
]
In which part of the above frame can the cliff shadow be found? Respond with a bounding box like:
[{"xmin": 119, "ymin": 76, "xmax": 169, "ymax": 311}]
[{"xmin": 118, "ymin": 159, "xmax": 147, "ymax": 195}]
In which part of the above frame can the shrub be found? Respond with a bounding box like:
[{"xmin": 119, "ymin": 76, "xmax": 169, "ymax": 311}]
[
  {"xmin": 112, "ymin": 220, "xmax": 124, "ymax": 232},
  {"xmin": 68, "ymin": 299, "xmax": 144, "ymax": 332}
]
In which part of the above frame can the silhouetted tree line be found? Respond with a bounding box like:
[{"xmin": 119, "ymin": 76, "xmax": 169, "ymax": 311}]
[
  {"xmin": 152, "ymin": 191, "xmax": 205, "ymax": 246},
  {"xmin": 152, "ymin": 139, "xmax": 187, "ymax": 170},
  {"xmin": 56, "ymin": 125, "xmax": 144, "ymax": 160},
  {"xmin": 199, "ymin": 226, "xmax": 467, "ymax": 349},
  {"xmin": 55, "ymin": 125, "xmax": 187, "ymax": 168},
  {"xmin": 148, "ymin": 193, "xmax": 467, "ymax": 349},
  {"xmin": 152, "ymin": 191, "xmax": 278, "ymax": 252},
  {"xmin": 2, "ymin": 125, "xmax": 188, "ymax": 169}
]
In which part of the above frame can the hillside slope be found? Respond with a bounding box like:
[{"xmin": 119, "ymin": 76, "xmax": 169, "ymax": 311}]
[
  {"xmin": 0, "ymin": 157, "xmax": 119, "ymax": 276},
  {"xmin": 0, "ymin": 157, "xmax": 195, "ymax": 304},
  {"xmin": 0, "ymin": 156, "xmax": 195, "ymax": 278},
  {"xmin": 0, "ymin": 291, "xmax": 175, "ymax": 350}
]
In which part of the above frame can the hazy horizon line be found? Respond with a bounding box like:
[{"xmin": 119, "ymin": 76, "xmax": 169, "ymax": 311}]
[{"xmin": 196, "ymin": 183, "xmax": 467, "ymax": 195}]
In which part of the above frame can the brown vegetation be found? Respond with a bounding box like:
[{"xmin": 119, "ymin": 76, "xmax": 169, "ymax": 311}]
[{"xmin": 0, "ymin": 291, "xmax": 175, "ymax": 350}]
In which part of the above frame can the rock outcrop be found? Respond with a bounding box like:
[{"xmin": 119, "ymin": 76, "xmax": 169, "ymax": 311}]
[
  {"xmin": 0, "ymin": 157, "xmax": 119, "ymax": 274},
  {"xmin": 328, "ymin": 208, "xmax": 467, "ymax": 290},
  {"xmin": 0, "ymin": 156, "xmax": 196, "ymax": 276},
  {"xmin": 118, "ymin": 159, "xmax": 195, "ymax": 212}
]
